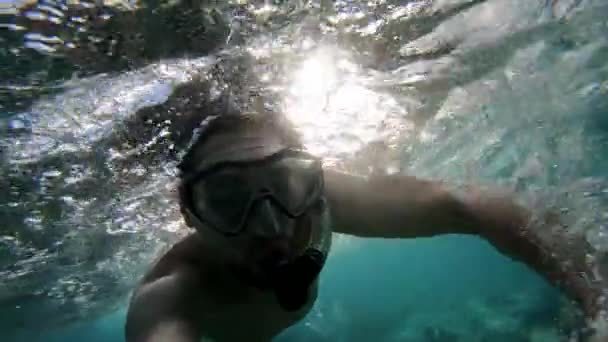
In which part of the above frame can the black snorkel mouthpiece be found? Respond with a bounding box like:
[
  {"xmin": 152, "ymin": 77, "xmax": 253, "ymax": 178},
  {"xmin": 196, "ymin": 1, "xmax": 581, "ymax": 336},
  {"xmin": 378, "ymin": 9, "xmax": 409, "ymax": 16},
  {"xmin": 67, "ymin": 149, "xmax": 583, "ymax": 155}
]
[
  {"xmin": 272, "ymin": 248, "xmax": 326, "ymax": 312},
  {"xmin": 270, "ymin": 199, "xmax": 332, "ymax": 312}
]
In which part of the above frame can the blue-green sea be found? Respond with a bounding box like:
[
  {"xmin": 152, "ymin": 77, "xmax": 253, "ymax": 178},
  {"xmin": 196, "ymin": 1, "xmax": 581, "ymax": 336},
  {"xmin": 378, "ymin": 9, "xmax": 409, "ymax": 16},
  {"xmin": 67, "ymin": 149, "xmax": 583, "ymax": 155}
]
[{"xmin": 1, "ymin": 0, "xmax": 607, "ymax": 341}]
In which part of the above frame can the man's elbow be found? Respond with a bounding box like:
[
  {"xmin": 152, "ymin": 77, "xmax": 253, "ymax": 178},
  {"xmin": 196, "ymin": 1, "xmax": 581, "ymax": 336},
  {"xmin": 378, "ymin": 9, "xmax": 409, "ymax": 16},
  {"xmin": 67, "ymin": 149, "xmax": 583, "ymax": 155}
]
[{"xmin": 422, "ymin": 188, "xmax": 481, "ymax": 236}]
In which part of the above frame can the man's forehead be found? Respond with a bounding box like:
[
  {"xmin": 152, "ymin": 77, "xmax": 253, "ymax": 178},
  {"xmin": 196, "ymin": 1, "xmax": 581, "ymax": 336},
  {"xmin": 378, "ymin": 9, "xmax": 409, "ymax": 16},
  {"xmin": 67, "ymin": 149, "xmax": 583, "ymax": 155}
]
[
  {"xmin": 195, "ymin": 126, "xmax": 281, "ymax": 154},
  {"xmin": 186, "ymin": 130, "xmax": 287, "ymax": 175}
]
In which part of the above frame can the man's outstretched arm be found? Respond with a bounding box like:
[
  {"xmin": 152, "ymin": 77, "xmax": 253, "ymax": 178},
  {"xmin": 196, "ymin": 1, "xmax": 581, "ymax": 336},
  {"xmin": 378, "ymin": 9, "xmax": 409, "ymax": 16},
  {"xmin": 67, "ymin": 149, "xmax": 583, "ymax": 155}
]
[
  {"xmin": 324, "ymin": 169, "xmax": 607, "ymax": 319},
  {"xmin": 324, "ymin": 170, "xmax": 481, "ymax": 238}
]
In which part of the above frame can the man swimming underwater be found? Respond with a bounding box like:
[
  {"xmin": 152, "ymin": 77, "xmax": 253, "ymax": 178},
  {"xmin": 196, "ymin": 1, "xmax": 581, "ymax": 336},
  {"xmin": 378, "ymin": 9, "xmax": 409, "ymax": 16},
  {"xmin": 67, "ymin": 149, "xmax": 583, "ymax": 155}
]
[{"xmin": 125, "ymin": 113, "xmax": 606, "ymax": 342}]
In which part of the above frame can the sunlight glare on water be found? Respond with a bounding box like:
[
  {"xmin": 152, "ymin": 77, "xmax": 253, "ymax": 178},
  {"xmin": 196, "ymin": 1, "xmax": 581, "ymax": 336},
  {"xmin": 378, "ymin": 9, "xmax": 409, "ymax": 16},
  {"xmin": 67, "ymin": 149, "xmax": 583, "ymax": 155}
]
[{"xmin": 283, "ymin": 47, "xmax": 411, "ymax": 167}]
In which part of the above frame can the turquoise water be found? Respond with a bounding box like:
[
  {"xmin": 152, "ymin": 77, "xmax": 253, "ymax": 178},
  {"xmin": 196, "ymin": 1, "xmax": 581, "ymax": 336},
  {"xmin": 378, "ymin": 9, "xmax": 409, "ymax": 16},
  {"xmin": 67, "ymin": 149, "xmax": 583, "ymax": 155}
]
[
  {"xmin": 2, "ymin": 0, "xmax": 608, "ymax": 341},
  {"xmin": 21, "ymin": 236, "xmax": 563, "ymax": 342}
]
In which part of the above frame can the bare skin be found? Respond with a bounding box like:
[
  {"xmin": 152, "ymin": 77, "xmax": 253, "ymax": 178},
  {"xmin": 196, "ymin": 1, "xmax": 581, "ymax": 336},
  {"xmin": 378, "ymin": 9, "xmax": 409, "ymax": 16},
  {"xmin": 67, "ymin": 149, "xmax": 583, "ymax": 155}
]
[
  {"xmin": 125, "ymin": 232, "xmax": 317, "ymax": 342},
  {"xmin": 125, "ymin": 162, "xmax": 607, "ymax": 342}
]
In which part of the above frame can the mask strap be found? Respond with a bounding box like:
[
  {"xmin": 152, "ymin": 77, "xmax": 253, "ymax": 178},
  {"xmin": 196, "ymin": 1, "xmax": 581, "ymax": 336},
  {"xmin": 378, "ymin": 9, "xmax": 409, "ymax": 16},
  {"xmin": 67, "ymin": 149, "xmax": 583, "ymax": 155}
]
[{"xmin": 306, "ymin": 198, "xmax": 332, "ymax": 259}]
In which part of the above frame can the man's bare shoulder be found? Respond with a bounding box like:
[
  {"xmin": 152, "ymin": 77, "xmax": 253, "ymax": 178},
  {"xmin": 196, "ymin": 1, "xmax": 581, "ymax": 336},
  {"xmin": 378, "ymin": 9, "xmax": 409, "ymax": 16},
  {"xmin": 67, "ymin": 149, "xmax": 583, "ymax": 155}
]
[
  {"xmin": 138, "ymin": 233, "xmax": 208, "ymax": 287},
  {"xmin": 134, "ymin": 232, "xmax": 252, "ymax": 310},
  {"xmin": 126, "ymin": 234, "xmax": 209, "ymax": 342}
]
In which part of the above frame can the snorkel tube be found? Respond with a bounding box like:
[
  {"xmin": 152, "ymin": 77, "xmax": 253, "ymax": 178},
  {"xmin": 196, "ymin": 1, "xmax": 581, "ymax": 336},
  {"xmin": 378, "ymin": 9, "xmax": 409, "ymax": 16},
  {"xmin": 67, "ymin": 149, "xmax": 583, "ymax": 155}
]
[{"xmin": 271, "ymin": 202, "xmax": 332, "ymax": 312}]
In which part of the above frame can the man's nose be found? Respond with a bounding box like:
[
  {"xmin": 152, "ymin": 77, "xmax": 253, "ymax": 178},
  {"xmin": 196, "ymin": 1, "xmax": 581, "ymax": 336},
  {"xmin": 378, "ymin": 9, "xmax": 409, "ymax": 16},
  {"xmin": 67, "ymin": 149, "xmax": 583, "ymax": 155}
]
[{"xmin": 248, "ymin": 200, "xmax": 293, "ymax": 238}]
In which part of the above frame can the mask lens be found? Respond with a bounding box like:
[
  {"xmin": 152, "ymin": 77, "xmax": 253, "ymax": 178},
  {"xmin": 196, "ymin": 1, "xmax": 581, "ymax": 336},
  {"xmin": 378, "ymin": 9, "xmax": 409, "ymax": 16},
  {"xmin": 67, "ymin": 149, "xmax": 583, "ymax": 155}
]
[
  {"xmin": 186, "ymin": 151, "xmax": 323, "ymax": 235},
  {"xmin": 270, "ymin": 157, "xmax": 322, "ymax": 215},
  {"xmin": 191, "ymin": 170, "xmax": 252, "ymax": 234}
]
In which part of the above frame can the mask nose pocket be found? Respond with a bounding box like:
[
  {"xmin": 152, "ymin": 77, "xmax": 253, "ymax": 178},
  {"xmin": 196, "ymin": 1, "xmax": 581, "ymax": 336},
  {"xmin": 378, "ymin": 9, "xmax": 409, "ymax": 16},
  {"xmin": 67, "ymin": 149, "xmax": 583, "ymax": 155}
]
[{"xmin": 248, "ymin": 199, "xmax": 286, "ymax": 237}]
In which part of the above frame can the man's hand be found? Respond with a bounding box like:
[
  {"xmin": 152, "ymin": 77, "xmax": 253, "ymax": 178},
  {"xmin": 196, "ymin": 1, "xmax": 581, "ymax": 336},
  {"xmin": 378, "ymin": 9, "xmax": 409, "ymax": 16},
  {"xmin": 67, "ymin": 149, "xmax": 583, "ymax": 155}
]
[{"xmin": 460, "ymin": 186, "xmax": 608, "ymax": 322}]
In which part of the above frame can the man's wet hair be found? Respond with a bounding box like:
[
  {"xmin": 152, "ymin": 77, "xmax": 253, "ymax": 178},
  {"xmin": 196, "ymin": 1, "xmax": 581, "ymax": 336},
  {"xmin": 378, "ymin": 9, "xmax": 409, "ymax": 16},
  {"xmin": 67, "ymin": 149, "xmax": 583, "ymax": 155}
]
[{"xmin": 177, "ymin": 113, "xmax": 303, "ymax": 176}]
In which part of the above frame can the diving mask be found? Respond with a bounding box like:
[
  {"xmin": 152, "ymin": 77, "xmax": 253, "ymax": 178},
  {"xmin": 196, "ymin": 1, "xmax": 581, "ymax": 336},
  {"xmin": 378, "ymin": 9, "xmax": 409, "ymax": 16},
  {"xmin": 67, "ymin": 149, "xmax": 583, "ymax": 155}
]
[{"xmin": 181, "ymin": 148, "xmax": 324, "ymax": 236}]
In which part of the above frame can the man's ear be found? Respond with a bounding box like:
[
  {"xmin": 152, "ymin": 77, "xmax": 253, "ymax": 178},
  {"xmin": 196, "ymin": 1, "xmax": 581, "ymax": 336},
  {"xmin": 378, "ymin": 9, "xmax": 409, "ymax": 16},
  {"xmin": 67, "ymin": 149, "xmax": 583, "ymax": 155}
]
[
  {"xmin": 182, "ymin": 208, "xmax": 195, "ymax": 228},
  {"xmin": 177, "ymin": 183, "xmax": 195, "ymax": 228}
]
